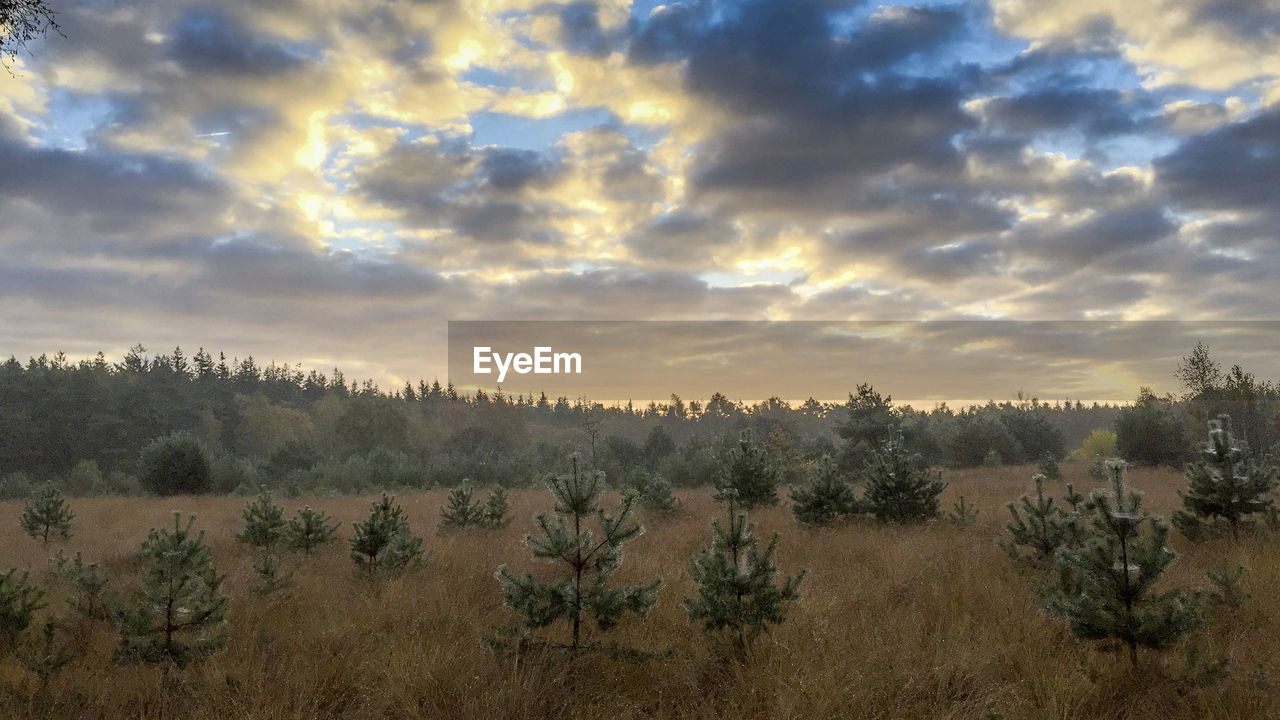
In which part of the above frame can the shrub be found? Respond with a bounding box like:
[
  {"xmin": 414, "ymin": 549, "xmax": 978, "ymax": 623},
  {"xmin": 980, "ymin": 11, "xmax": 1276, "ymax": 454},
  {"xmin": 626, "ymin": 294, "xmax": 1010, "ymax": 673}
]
[
  {"xmin": 790, "ymin": 455, "xmax": 859, "ymax": 526},
  {"xmin": 20, "ymin": 484, "xmax": 74, "ymax": 544},
  {"xmin": 349, "ymin": 494, "xmax": 425, "ymax": 576},
  {"xmin": 138, "ymin": 432, "xmax": 212, "ymax": 495},
  {"xmin": 863, "ymin": 428, "xmax": 946, "ymax": 523}
]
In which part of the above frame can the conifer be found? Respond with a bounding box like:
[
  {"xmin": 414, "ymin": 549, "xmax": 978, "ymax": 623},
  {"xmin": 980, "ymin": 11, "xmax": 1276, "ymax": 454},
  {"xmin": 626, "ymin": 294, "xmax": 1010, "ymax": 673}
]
[
  {"xmin": 686, "ymin": 491, "xmax": 805, "ymax": 655},
  {"xmin": 790, "ymin": 455, "xmax": 859, "ymax": 526},
  {"xmin": 1, "ymin": 568, "xmax": 44, "ymax": 652},
  {"xmin": 116, "ymin": 513, "xmax": 229, "ymax": 666},
  {"xmin": 862, "ymin": 427, "xmax": 946, "ymax": 523},
  {"xmin": 631, "ymin": 471, "xmax": 678, "ymax": 514},
  {"xmin": 20, "ymin": 484, "xmax": 74, "ymax": 544},
  {"xmin": 349, "ymin": 493, "xmax": 424, "ymax": 576},
  {"xmin": 494, "ymin": 455, "xmax": 661, "ymax": 654},
  {"xmin": 1003, "ymin": 474, "xmax": 1082, "ymax": 565},
  {"xmin": 439, "ymin": 481, "xmax": 485, "ymax": 531},
  {"xmin": 236, "ymin": 486, "xmax": 287, "ymax": 550},
  {"xmin": 716, "ymin": 430, "xmax": 781, "ymax": 509},
  {"xmin": 1172, "ymin": 416, "xmax": 1278, "ymax": 541},
  {"xmin": 483, "ymin": 486, "xmax": 511, "ymax": 529},
  {"xmin": 1045, "ymin": 460, "xmax": 1203, "ymax": 666},
  {"xmin": 283, "ymin": 506, "xmax": 340, "ymax": 554},
  {"xmin": 947, "ymin": 495, "xmax": 979, "ymax": 527}
]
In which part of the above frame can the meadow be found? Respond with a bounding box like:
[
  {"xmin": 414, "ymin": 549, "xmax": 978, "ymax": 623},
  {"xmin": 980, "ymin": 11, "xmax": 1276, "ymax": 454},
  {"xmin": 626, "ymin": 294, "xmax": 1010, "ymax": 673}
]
[{"xmin": 2, "ymin": 463, "xmax": 1278, "ymax": 720}]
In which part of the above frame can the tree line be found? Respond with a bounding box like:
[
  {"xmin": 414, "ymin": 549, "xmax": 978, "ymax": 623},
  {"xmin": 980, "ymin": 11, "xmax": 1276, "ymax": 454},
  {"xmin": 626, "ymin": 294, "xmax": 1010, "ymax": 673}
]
[{"xmin": 0, "ymin": 342, "xmax": 1274, "ymax": 498}]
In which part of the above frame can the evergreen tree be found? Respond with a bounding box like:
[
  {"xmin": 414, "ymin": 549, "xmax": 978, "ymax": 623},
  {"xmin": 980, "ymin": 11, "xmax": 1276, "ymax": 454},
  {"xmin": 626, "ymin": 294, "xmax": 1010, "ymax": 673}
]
[
  {"xmin": 283, "ymin": 506, "xmax": 340, "ymax": 554},
  {"xmin": 716, "ymin": 430, "xmax": 781, "ymax": 509},
  {"xmin": 1172, "ymin": 416, "xmax": 1279, "ymax": 541},
  {"xmin": 440, "ymin": 482, "xmax": 511, "ymax": 531},
  {"xmin": 862, "ymin": 428, "xmax": 946, "ymax": 523},
  {"xmin": 1045, "ymin": 460, "xmax": 1203, "ymax": 666},
  {"xmin": 439, "ymin": 481, "xmax": 485, "ymax": 531},
  {"xmin": 790, "ymin": 455, "xmax": 860, "ymax": 526},
  {"xmin": 630, "ymin": 470, "xmax": 678, "ymax": 514},
  {"xmin": 1003, "ymin": 474, "xmax": 1083, "ymax": 565},
  {"xmin": 686, "ymin": 490, "xmax": 805, "ymax": 655},
  {"xmin": 16, "ymin": 618, "xmax": 74, "ymax": 686},
  {"xmin": 236, "ymin": 486, "xmax": 287, "ymax": 550},
  {"xmin": 349, "ymin": 493, "xmax": 425, "ymax": 576},
  {"xmin": 20, "ymin": 484, "xmax": 74, "ymax": 544},
  {"xmin": 946, "ymin": 495, "xmax": 979, "ymax": 527},
  {"xmin": 1, "ymin": 568, "xmax": 44, "ymax": 652},
  {"xmin": 494, "ymin": 455, "xmax": 661, "ymax": 654},
  {"xmin": 483, "ymin": 486, "xmax": 511, "ymax": 529},
  {"xmin": 1037, "ymin": 452, "xmax": 1062, "ymax": 481},
  {"xmin": 138, "ymin": 431, "xmax": 212, "ymax": 495},
  {"xmin": 250, "ymin": 553, "xmax": 293, "ymax": 596},
  {"xmin": 116, "ymin": 513, "xmax": 229, "ymax": 666}
]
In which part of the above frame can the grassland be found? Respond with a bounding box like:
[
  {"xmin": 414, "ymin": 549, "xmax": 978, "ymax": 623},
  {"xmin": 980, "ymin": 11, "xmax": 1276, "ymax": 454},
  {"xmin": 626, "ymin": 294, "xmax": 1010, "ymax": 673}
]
[{"xmin": 2, "ymin": 464, "xmax": 1278, "ymax": 719}]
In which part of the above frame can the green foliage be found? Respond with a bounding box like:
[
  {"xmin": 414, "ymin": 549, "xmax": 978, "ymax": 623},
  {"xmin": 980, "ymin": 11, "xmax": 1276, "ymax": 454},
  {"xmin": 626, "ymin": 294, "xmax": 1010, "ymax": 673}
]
[
  {"xmin": 1, "ymin": 568, "xmax": 45, "ymax": 652},
  {"xmin": 283, "ymin": 506, "xmax": 340, "ymax": 554},
  {"xmin": 116, "ymin": 513, "xmax": 229, "ymax": 666},
  {"xmin": 1072, "ymin": 429, "xmax": 1117, "ymax": 463},
  {"xmin": 483, "ymin": 486, "xmax": 512, "ymax": 528},
  {"xmin": 716, "ymin": 430, "xmax": 781, "ymax": 509},
  {"xmin": 1037, "ymin": 452, "xmax": 1062, "ymax": 481},
  {"xmin": 947, "ymin": 495, "xmax": 979, "ymax": 527},
  {"xmin": 1172, "ymin": 416, "xmax": 1279, "ymax": 541},
  {"xmin": 981, "ymin": 448, "xmax": 1003, "ymax": 467},
  {"xmin": 439, "ymin": 481, "xmax": 485, "ymax": 530},
  {"xmin": 20, "ymin": 484, "xmax": 74, "ymax": 543},
  {"xmin": 138, "ymin": 431, "xmax": 212, "ymax": 495},
  {"xmin": 1045, "ymin": 460, "xmax": 1204, "ymax": 665},
  {"xmin": 349, "ymin": 493, "xmax": 425, "ymax": 576},
  {"xmin": 862, "ymin": 428, "xmax": 946, "ymax": 523},
  {"xmin": 47, "ymin": 551, "xmax": 114, "ymax": 621},
  {"xmin": 1207, "ymin": 564, "xmax": 1247, "ymax": 610},
  {"xmin": 686, "ymin": 492, "xmax": 805, "ymax": 655},
  {"xmin": 835, "ymin": 383, "xmax": 897, "ymax": 474},
  {"xmin": 16, "ymin": 618, "xmax": 74, "ymax": 685},
  {"xmin": 630, "ymin": 470, "xmax": 678, "ymax": 513},
  {"xmin": 1116, "ymin": 388, "xmax": 1187, "ymax": 466},
  {"xmin": 790, "ymin": 455, "xmax": 859, "ymax": 526},
  {"xmin": 1002, "ymin": 474, "xmax": 1082, "ymax": 566},
  {"xmin": 250, "ymin": 553, "xmax": 293, "ymax": 596},
  {"xmin": 236, "ymin": 486, "xmax": 287, "ymax": 550},
  {"xmin": 439, "ymin": 482, "xmax": 511, "ymax": 532},
  {"xmin": 494, "ymin": 455, "xmax": 661, "ymax": 654}
]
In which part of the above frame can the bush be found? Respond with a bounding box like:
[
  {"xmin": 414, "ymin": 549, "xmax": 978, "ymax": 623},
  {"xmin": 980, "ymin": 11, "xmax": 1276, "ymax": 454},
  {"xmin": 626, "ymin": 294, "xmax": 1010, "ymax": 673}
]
[
  {"xmin": 863, "ymin": 428, "xmax": 946, "ymax": 523},
  {"xmin": 1071, "ymin": 429, "xmax": 1117, "ymax": 463},
  {"xmin": 138, "ymin": 432, "xmax": 212, "ymax": 495}
]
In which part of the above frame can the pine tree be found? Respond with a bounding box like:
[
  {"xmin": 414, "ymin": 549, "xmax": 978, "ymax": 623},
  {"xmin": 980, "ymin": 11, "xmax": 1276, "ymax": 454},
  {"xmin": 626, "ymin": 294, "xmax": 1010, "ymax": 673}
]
[
  {"xmin": 862, "ymin": 428, "xmax": 946, "ymax": 523},
  {"xmin": 17, "ymin": 618, "xmax": 73, "ymax": 686},
  {"xmin": 494, "ymin": 455, "xmax": 661, "ymax": 654},
  {"xmin": 440, "ymin": 483, "xmax": 511, "ymax": 532},
  {"xmin": 350, "ymin": 493, "xmax": 425, "ymax": 576},
  {"xmin": 631, "ymin": 471, "xmax": 678, "ymax": 514},
  {"xmin": 439, "ymin": 481, "xmax": 485, "ymax": 531},
  {"xmin": 686, "ymin": 490, "xmax": 805, "ymax": 655},
  {"xmin": 482, "ymin": 486, "xmax": 511, "ymax": 529},
  {"xmin": 716, "ymin": 430, "xmax": 781, "ymax": 509},
  {"xmin": 1172, "ymin": 416, "xmax": 1279, "ymax": 541},
  {"xmin": 947, "ymin": 495, "xmax": 979, "ymax": 527},
  {"xmin": 1046, "ymin": 460, "xmax": 1203, "ymax": 666},
  {"xmin": 790, "ymin": 455, "xmax": 860, "ymax": 526},
  {"xmin": 116, "ymin": 513, "xmax": 229, "ymax": 666},
  {"xmin": 236, "ymin": 486, "xmax": 287, "ymax": 550},
  {"xmin": 283, "ymin": 506, "xmax": 340, "ymax": 554},
  {"xmin": 250, "ymin": 553, "xmax": 293, "ymax": 596},
  {"xmin": 20, "ymin": 484, "xmax": 74, "ymax": 544},
  {"xmin": 1037, "ymin": 452, "xmax": 1062, "ymax": 481},
  {"xmin": 1, "ymin": 568, "xmax": 44, "ymax": 652},
  {"xmin": 1003, "ymin": 474, "xmax": 1083, "ymax": 565}
]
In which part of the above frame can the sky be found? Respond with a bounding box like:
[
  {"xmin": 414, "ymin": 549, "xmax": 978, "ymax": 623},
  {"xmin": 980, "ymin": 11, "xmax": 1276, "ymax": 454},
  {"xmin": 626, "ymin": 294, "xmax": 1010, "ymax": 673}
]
[{"xmin": 2, "ymin": 0, "xmax": 1279, "ymax": 405}]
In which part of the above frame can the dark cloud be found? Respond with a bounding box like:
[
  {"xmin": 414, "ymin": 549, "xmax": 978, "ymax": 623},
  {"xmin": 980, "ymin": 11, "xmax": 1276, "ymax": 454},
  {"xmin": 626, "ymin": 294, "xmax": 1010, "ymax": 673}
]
[
  {"xmin": 625, "ymin": 210, "xmax": 736, "ymax": 263},
  {"xmin": 170, "ymin": 7, "xmax": 306, "ymax": 76},
  {"xmin": 1155, "ymin": 108, "xmax": 1280, "ymax": 213},
  {"xmin": 1019, "ymin": 204, "xmax": 1178, "ymax": 264},
  {"xmin": 978, "ymin": 88, "xmax": 1147, "ymax": 137},
  {"xmin": 0, "ymin": 138, "xmax": 228, "ymax": 234}
]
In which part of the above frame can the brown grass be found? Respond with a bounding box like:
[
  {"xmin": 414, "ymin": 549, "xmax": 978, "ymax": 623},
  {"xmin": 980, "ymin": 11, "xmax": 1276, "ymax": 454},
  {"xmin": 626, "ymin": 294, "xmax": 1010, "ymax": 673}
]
[{"xmin": 2, "ymin": 464, "xmax": 1277, "ymax": 719}]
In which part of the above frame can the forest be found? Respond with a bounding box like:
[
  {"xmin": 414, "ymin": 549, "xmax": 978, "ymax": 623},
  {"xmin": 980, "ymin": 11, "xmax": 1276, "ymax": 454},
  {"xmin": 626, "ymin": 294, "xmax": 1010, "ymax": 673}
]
[{"xmin": 1, "ymin": 343, "xmax": 1277, "ymax": 500}]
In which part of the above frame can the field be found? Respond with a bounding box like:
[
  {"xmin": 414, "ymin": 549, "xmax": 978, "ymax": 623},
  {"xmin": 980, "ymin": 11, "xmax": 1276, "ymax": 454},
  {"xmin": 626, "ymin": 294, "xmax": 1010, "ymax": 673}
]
[{"xmin": 2, "ymin": 464, "xmax": 1278, "ymax": 720}]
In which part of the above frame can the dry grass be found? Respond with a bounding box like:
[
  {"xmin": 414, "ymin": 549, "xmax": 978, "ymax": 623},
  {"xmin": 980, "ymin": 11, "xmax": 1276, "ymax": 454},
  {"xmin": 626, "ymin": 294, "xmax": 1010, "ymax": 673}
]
[{"xmin": 2, "ymin": 464, "xmax": 1278, "ymax": 719}]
